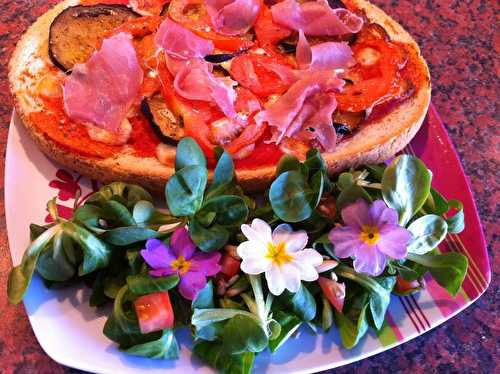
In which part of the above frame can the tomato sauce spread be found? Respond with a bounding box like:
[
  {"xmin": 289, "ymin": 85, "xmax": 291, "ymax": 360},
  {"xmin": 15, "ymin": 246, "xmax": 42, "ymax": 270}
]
[{"xmin": 29, "ymin": 97, "xmax": 121, "ymax": 158}]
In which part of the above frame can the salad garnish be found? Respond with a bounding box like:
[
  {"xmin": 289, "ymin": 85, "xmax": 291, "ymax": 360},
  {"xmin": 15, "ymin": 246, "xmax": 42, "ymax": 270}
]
[{"xmin": 8, "ymin": 137, "xmax": 468, "ymax": 373}]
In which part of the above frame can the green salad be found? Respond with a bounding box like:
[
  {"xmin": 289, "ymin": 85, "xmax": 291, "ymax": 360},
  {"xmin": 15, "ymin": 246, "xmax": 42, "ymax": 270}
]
[{"xmin": 8, "ymin": 138, "xmax": 467, "ymax": 373}]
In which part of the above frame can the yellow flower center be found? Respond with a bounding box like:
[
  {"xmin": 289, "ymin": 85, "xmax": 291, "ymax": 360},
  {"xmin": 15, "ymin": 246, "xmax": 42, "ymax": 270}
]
[
  {"xmin": 266, "ymin": 241, "xmax": 293, "ymax": 266},
  {"xmin": 171, "ymin": 256, "xmax": 191, "ymax": 274},
  {"xmin": 359, "ymin": 225, "xmax": 381, "ymax": 245}
]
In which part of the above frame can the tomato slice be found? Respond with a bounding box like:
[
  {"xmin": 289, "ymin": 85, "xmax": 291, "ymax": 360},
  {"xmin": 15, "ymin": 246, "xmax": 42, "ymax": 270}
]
[
  {"xmin": 336, "ymin": 39, "xmax": 401, "ymax": 112},
  {"xmin": 318, "ymin": 276, "xmax": 345, "ymax": 313},
  {"xmin": 230, "ymin": 53, "xmax": 294, "ymax": 97},
  {"xmin": 134, "ymin": 291, "xmax": 174, "ymax": 334},
  {"xmin": 111, "ymin": 15, "xmax": 163, "ymax": 38},
  {"xmin": 168, "ymin": 0, "xmax": 254, "ymax": 52},
  {"xmin": 254, "ymin": 5, "xmax": 292, "ymax": 47},
  {"xmin": 220, "ymin": 254, "xmax": 241, "ymax": 280}
]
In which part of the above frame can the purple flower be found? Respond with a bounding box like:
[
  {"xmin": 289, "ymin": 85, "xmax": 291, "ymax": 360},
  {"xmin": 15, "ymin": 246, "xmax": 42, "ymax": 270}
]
[
  {"xmin": 329, "ymin": 199, "xmax": 411, "ymax": 276},
  {"xmin": 140, "ymin": 228, "xmax": 221, "ymax": 300}
]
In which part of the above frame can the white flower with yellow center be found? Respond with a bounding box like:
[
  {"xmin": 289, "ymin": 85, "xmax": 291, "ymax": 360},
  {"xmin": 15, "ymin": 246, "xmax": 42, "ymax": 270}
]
[{"xmin": 237, "ymin": 219, "xmax": 323, "ymax": 296}]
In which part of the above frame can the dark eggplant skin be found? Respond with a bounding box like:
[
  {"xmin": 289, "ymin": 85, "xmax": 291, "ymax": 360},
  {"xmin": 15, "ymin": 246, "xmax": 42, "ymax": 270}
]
[
  {"xmin": 48, "ymin": 5, "xmax": 139, "ymax": 73},
  {"xmin": 334, "ymin": 123, "xmax": 351, "ymax": 135},
  {"xmin": 204, "ymin": 53, "xmax": 236, "ymax": 63},
  {"xmin": 140, "ymin": 97, "xmax": 183, "ymax": 146},
  {"xmin": 327, "ymin": 0, "xmax": 346, "ymax": 8},
  {"xmin": 278, "ymin": 42, "xmax": 296, "ymax": 54}
]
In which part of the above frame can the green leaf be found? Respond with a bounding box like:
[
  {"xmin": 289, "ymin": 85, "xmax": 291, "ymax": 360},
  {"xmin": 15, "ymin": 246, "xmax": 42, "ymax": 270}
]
[
  {"xmin": 424, "ymin": 188, "xmax": 449, "ymax": 216},
  {"xmin": 29, "ymin": 223, "xmax": 52, "ymax": 241},
  {"xmin": 276, "ymin": 154, "xmax": 304, "ymax": 176},
  {"xmin": 269, "ymin": 171, "xmax": 314, "ymax": 222},
  {"xmin": 407, "ymin": 215, "xmax": 448, "ymax": 255},
  {"xmin": 207, "ymin": 151, "xmax": 234, "ymax": 196},
  {"xmin": 191, "ymin": 308, "xmax": 261, "ymax": 330},
  {"xmin": 382, "ymin": 155, "xmax": 432, "ymax": 225},
  {"xmin": 193, "ymin": 341, "xmax": 255, "ymax": 374},
  {"xmin": 269, "ymin": 311, "xmax": 302, "ymax": 352},
  {"xmin": 175, "ymin": 137, "xmax": 207, "ymax": 171},
  {"xmin": 132, "ymin": 200, "xmax": 156, "ymax": 225},
  {"xmin": 446, "ymin": 200, "xmax": 465, "ymax": 234},
  {"xmin": 337, "ymin": 172, "xmax": 354, "ymax": 190},
  {"xmin": 124, "ymin": 329, "xmax": 179, "ymax": 359},
  {"xmin": 365, "ymin": 164, "xmax": 386, "ymax": 181},
  {"xmin": 281, "ymin": 283, "xmax": 317, "ymax": 322},
  {"xmin": 166, "ymin": 165, "xmax": 208, "ymax": 217},
  {"xmin": 334, "ymin": 303, "xmax": 369, "ymax": 349},
  {"xmin": 192, "ymin": 281, "xmax": 214, "ymax": 309},
  {"xmin": 102, "ymin": 200, "xmax": 135, "ymax": 226},
  {"xmin": 407, "ymin": 252, "xmax": 468, "ymax": 296},
  {"xmin": 61, "ymin": 221, "xmax": 111, "ymax": 276},
  {"xmin": 310, "ymin": 171, "xmax": 324, "ymax": 209},
  {"xmin": 8, "ymin": 224, "xmax": 61, "ymax": 304},
  {"xmin": 321, "ymin": 295, "xmax": 334, "ymax": 331},
  {"xmin": 127, "ymin": 274, "xmax": 179, "ymax": 295},
  {"xmin": 86, "ymin": 182, "xmax": 153, "ymax": 209},
  {"xmin": 101, "ymin": 227, "xmax": 159, "ymax": 246},
  {"xmin": 199, "ymin": 195, "xmax": 249, "ymax": 227},
  {"xmin": 189, "ymin": 219, "xmax": 229, "ymax": 252},
  {"xmin": 335, "ymin": 265, "xmax": 395, "ymax": 330},
  {"xmin": 73, "ymin": 205, "xmax": 108, "ymax": 234},
  {"xmin": 336, "ymin": 185, "xmax": 372, "ymax": 212},
  {"xmin": 222, "ymin": 314, "xmax": 268, "ymax": 354},
  {"xmin": 36, "ymin": 231, "xmax": 76, "ymax": 282},
  {"xmin": 304, "ymin": 148, "xmax": 326, "ymax": 175}
]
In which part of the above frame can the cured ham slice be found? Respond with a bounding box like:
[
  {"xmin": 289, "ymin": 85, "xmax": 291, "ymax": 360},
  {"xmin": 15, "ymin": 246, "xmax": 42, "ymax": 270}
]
[
  {"xmin": 255, "ymin": 71, "xmax": 344, "ymax": 151},
  {"xmin": 63, "ymin": 33, "xmax": 143, "ymax": 132},
  {"xmin": 271, "ymin": 0, "xmax": 363, "ymax": 36},
  {"xmin": 155, "ymin": 18, "xmax": 214, "ymax": 59},
  {"xmin": 296, "ymin": 30, "xmax": 355, "ymax": 71},
  {"xmin": 205, "ymin": 0, "xmax": 261, "ymax": 35},
  {"xmin": 173, "ymin": 59, "xmax": 238, "ymax": 119}
]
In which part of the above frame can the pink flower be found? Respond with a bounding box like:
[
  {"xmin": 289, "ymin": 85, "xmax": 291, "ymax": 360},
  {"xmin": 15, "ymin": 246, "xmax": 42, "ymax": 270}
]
[
  {"xmin": 141, "ymin": 228, "xmax": 221, "ymax": 300},
  {"xmin": 329, "ymin": 199, "xmax": 411, "ymax": 276}
]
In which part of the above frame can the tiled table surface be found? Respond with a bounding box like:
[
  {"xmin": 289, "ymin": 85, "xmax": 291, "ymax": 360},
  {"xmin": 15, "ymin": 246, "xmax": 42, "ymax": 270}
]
[{"xmin": 0, "ymin": 0, "xmax": 498, "ymax": 373}]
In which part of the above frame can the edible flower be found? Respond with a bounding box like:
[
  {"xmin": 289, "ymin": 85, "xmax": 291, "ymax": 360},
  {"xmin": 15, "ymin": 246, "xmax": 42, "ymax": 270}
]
[
  {"xmin": 141, "ymin": 228, "xmax": 221, "ymax": 300},
  {"xmin": 329, "ymin": 199, "xmax": 411, "ymax": 276},
  {"xmin": 316, "ymin": 259, "xmax": 345, "ymax": 313},
  {"xmin": 237, "ymin": 219, "xmax": 323, "ymax": 296}
]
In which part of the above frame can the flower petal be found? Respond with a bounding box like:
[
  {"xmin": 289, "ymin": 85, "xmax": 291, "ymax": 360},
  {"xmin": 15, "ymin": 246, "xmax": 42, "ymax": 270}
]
[
  {"xmin": 368, "ymin": 200, "xmax": 398, "ymax": 226},
  {"xmin": 149, "ymin": 268, "xmax": 177, "ymax": 277},
  {"xmin": 341, "ymin": 199, "xmax": 370, "ymax": 228},
  {"xmin": 178, "ymin": 271, "xmax": 207, "ymax": 300},
  {"xmin": 292, "ymin": 249, "xmax": 322, "ymax": 281},
  {"xmin": 316, "ymin": 259, "xmax": 339, "ymax": 273},
  {"xmin": 141, "ymin": 239, "xmax": 176, "ymax": 270},
  {"xmin": 171, "ymin": 227, "xmax": 196, "ymax": 259},
  {"xmin": 377, "ymin": 224, "xmax": 411, "ymax": 259},
  {"xmin": 265, "ymin": 266, "xmax": 286, "ymax": 296},
  {"xmin": 272, "ymin": 224, "xmax": 308, "ymax": 252},
  {"xmin": 281, "ymin": 263, "xmax": 302, "ymax": 293},
  {"xmin": 353, "ymin": 244, "xmax": 387, "ymax": 276},
  {"xmin": 237, "ymin": 240, "xmax": 268, "ymax": 260},
  {"xmin": 241, "ymin": 218, "xmax": 272, "ymax": 245},
  {"xmin": 328, "ymin": 226, "xmax": 362, "ymax": 258},
  {"xmin": 190, "ymin": 251, "xmax": 222, "ymax": 276},
  {"xmin": 240, "ymin": 257, "xmax": 272, "ymax": 275}
]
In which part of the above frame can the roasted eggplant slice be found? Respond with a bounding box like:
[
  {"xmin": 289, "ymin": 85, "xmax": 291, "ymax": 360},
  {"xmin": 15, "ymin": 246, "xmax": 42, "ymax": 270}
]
[
  {"xmin": 205, "ymin": 53, "xmax": 236, "ymax": 63},
  {"xmin": 49, "ymin": 5, "xmax": 139, "ymax": 72},
  {"xmin": 141, "ymin": 95, "xmax": 184, "ymax": 145}
]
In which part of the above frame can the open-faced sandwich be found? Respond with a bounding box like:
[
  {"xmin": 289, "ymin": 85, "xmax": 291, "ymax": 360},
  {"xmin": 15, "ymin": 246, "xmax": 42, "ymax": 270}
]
[{"xmin": 9, "ymin": 0, "xmax": 430, "ymax": 192}]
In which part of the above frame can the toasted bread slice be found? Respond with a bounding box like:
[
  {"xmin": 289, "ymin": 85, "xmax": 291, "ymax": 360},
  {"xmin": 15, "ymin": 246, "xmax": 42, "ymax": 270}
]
[{"xmin": 9, "ymin": 0, "xmax": 431, "ymax": 193}]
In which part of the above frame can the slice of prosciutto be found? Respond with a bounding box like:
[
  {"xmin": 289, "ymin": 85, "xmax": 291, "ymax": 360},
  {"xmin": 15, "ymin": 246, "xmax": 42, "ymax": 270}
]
[
  {"xmin": 155, "ymin": 18, "xmax": 214, "ymax": 59},
  {"xmin": 63, "ymin": 33, "xmax": 143, "ymax": 133},
  {"xmin": 174, "ymin": 58, "xmax": 238, "ymax": 119},
  {"xmin": 255, "ymin": 71, "xmax": 344, "ymax": 151},
  {"xmin": 271, "ymin": 0, "xmax": 363, "ymax": 36},
  {"xmin": 204, "ymin": 0, "xmax": 261, "ymax": 35},
  {"xmin": 296, "ymin": 30, "xmax": 355, "ymax": 71}
]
